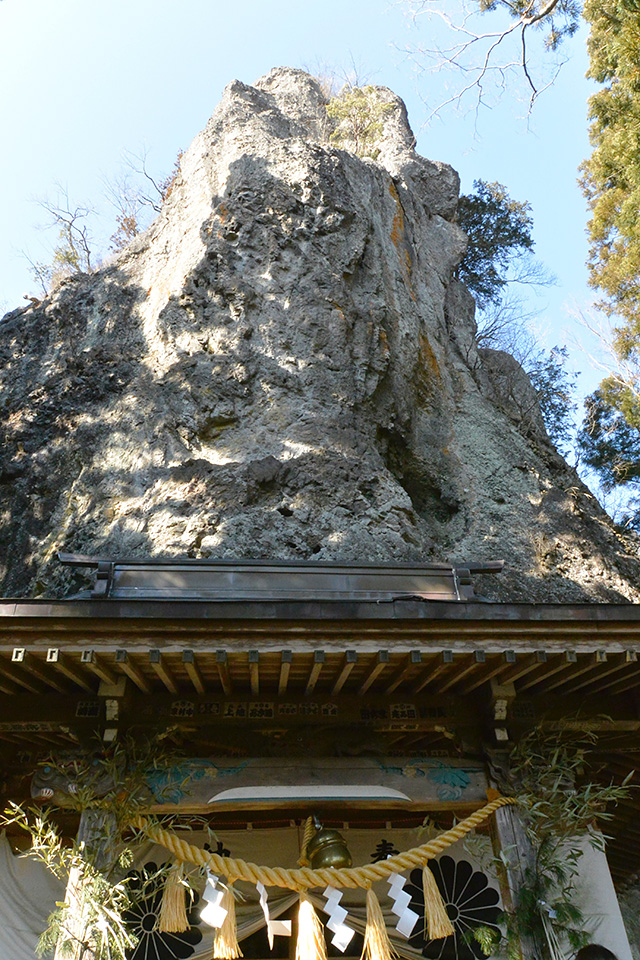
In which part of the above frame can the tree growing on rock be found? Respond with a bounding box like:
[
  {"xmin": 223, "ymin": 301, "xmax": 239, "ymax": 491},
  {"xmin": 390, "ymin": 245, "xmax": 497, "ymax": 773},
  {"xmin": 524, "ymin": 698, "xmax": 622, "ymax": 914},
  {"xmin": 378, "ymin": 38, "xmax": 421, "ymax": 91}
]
[
  {"xmin": 26, "ymin": 189, "xmax": 96, "ymax": 295},
  {"xmin": 456, "ymin": 180, "xmax": 575, "ymax": 455},
  {"xmin": 327, "ymin": 86, "xmax": 393, "ymax": 158},
  {"xmin": 528, "ymin": 345, "xmax": 578, "ymax": 455},
  {"xmin": 28, "ymin": 151, "xmax": 183, "ymax": 292},
  {"xmin": 579, "ymin": 385, "xmax": 640, "ymax": 529},
  {"xmin": 456, "ymin": 179, "xmax": 535, "ymax": 309}
]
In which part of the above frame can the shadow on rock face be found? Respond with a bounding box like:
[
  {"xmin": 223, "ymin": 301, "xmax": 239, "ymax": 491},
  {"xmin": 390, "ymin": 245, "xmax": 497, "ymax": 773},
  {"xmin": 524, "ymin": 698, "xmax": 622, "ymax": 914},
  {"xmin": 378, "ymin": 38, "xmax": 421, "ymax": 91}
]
[{"xmin": 1, "ymin": 68, "xmax": 639, "ymax": 604}]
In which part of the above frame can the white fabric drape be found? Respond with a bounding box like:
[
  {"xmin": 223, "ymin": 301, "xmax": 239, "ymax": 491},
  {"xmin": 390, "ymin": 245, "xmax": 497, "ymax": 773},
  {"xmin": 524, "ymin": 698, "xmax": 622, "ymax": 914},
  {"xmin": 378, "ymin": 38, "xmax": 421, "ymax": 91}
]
[
  {"xmin": 0, "ymin": 832, "xmax": 65, "ymax": 960},
  {"xmin": 0, "ymin": 824, "xmax": 499, "ymax": 959}
]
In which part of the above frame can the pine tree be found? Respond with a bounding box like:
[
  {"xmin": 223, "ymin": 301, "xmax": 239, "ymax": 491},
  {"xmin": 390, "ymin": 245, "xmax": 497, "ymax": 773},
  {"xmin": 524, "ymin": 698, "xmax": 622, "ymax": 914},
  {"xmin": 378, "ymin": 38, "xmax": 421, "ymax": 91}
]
[
  {"xmin": 456, "ymin": 180, "xmax": 535, "ymax": 308},
  {"xmin": 575, "ymin": 0, "xmax": 640, "ymax": 511}
]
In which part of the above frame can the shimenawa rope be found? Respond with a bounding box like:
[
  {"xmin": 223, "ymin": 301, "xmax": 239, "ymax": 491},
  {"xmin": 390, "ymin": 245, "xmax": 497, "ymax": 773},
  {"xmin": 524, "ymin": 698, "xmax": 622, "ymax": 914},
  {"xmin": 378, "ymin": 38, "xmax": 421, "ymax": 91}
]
[{"xmin": 132, "ymin": 796, "xmax": 516, "ymax": 891}]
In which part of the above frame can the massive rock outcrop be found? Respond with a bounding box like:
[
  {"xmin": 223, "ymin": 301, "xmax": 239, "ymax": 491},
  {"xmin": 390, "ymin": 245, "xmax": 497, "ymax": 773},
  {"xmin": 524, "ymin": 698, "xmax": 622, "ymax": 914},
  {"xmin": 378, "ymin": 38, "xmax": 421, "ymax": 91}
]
[{"xmin": 1, "ymin": 67, "xmax": 638, "ymax": 601}]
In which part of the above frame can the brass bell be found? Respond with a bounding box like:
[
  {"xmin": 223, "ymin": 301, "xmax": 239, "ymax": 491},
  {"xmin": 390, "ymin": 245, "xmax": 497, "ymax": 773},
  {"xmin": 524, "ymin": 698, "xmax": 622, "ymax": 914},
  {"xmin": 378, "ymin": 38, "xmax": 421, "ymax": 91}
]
[{"xmin": 307, "ymin": 817, "xmax": 352, "ymax": 869}]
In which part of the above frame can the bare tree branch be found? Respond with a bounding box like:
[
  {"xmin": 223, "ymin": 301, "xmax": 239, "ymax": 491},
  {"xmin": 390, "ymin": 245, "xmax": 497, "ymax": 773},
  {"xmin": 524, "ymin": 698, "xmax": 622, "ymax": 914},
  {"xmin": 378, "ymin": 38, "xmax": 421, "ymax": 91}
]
[
  {"xmin": 396, "ymin": 0, "xmax": 578, "ymax": 120},
  {"xmin": 571, "ymin": 307, "xmax": 640, "ymax": 404}
]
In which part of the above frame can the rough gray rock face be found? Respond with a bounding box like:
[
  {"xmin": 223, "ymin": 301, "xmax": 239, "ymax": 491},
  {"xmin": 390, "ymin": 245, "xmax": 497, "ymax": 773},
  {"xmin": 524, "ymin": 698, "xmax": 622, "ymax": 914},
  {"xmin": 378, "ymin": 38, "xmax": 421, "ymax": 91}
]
[{"xmin": 1, "ymin": 67, "xmax": 639, "ymax": 601}]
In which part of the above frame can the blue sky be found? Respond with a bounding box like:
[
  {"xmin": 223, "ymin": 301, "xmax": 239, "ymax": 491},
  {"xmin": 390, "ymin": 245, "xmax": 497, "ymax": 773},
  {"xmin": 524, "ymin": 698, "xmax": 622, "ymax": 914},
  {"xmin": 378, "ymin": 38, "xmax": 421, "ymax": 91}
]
[{"xmin": 0, "ymin": 0, "xmax": 603, "ymax": 406}]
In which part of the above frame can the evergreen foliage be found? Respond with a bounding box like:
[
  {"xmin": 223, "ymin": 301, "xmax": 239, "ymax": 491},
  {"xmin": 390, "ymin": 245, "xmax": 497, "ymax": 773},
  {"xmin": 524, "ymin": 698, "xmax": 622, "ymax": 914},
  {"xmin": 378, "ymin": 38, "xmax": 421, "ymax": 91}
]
[
  {"xmin": 474, "ymin": 0, "xmax": 582, "ymax": 51},
  {"xmin": 456, "ymin": 181, "xmax": 575, "ymax": 457},
  {"xmin": 327, "ymin": 86, "xmax": 393, "ymax": 158},
  {"xmin": 457, "ymin": 180, "xmax": 534, "ymax": 308},
  {"xmin": 574, "ymin": 0, "xmax": 640, "ymax": 514},
  {"xmin": 580, "ymin": 0, "xmax": 640, "ymax": 327},
  {"xmin": 578, "ymin": 385, "xmax": 640, "ymax": 527},
  {"xmin": 527, "ymin": 346, "xmax": 578, "ymax": 455}
]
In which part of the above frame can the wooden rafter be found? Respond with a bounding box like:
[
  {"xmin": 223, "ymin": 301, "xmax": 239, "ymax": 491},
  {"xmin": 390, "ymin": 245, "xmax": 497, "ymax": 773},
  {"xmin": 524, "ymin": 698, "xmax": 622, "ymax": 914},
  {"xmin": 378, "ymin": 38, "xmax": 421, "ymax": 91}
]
[
  {"xmin": 542, "ymin": 651, "xmax": 609, "ymax": 693},
  {"xmin": 568, "ymin": 651, "xmax": 637, "ymax": 695},
  {"xmin": 517, "ymin": 651, "xmax": 577, "ymax": 692},
  {"xmin": 80, "ymin": 650, "xmax": 117, "ymax": 686},
  {"xmin": 115, "ymin": 650, "xmax": 151, "ymax": 694},
  {"xmin": 383, "ymin": 650, "xmax": 422, "ymax": 695},
  {"xmin": 149, "ymin": 649, "xmax": 178, "ymax": 694},
  {"xmin": 304, "ymin": 650, "xmax": 325, "ymax": 696},
  {"xmin": 413, "ymin": 651, "xmax": 454, "ymax": 694},
  {"xmin": 331, "ymin": 650, "xmax": 357, "ymax": 694},
  {"xmin": 11, "ymin": 650, "xmax": 67, "ymax": 694},
  {"xmin": 216, "ymin": 650, "xmax": 233, "ymax": 697},
  {"xmin": 498, "ymin": 651, "xmax": 547, "ymax": 685},
  {"xmin": 46, "ymin": 649, "xmax": 93, "ymax": 692},
  {"xmin": 249, "ymin": 650, "xmax": 259, "ymax": 696},
  {"xmin": 184, "ymin": 649, "xmax": 206, "ymax": 695},
  {"xmin": 459, "ymin": 651, "xmax": 516, "ymax": 694},
  {"xmin": 439, "ymin": 651, "xmax": 486, "ymax": 693},
  {"xmin": 359, "ymin": 650, "xmax": 389, "ymax": 695},
  {"xmin": 278, "ymin": 650, "xmax": 292, "ymax": 696}
]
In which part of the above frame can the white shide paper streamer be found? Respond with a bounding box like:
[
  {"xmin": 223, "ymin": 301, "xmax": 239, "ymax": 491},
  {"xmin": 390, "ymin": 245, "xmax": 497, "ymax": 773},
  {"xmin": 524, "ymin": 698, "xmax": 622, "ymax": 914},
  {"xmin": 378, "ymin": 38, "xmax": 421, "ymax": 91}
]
[
  {"xmin": 257, "ymin": 881, "xmax": 273, "ymax": 949},
  {"xmin": 387, "ymin": 873, "xmax": 420, "ymax": 938},
  {"xmin": 200, "ymin": 871, "xmax": 228, "ymax": 929},
  {"xmin": 323, "ymin": 886, "xmax": 355, "ymax": 953},
  {"xmin": 257, "ymin": 881, "xmax": 292, "ymax": 947}
]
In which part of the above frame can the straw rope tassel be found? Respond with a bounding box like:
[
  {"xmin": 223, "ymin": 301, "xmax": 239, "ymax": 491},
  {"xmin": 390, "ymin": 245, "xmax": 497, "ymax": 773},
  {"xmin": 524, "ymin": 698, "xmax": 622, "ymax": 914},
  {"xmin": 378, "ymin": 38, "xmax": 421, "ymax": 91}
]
[
  {"xmin": 158, "ymin": 861, "xmax": 189, "ymax": 934},
  {"xmin": 298, "ymin": 816, "xmax": 316, "ymax": 867},
  {"xmin": 362, "ymin": 886, "xmax": 398, "ymax": 960},
  {"xmin": 213, "ymin": 883, "xmax": 243, "ymax": 959},
  {"xmin": 296, "ymin": 895, "xmax": 327, "ymax": 960},
  {"xmin": 422, "ymin": 864, "xmax": 454, "ymax": 941}
]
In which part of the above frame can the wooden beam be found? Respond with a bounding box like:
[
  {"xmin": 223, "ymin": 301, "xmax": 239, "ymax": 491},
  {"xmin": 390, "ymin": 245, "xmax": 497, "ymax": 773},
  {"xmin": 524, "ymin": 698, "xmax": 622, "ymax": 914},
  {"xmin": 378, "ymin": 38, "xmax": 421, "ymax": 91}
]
[
  {"xmin": 499, "ymin": 651, "xmax": 547, "ymax": 686},
  {"xmin": 184, "ymin": 649, "xmax": 206, "ymax": 695},
  {"xmin": 278, "ymin": 650, "xmax": 292, "ymax": 696},
  {"xmin": 304, "ymin": 651, "xmax": 325, "ymax": 696},
  {"xmin": 46, "ymin": 649, "xmax": 93, "ymax": 692},
  {"xmin": 459, "ymin": 651, "xmax": 516, "ymax": 694},
  {"xmin": 413, "ymin": 651, "xmax": 454, "ymax": 694},
  {"xmin": 0, "ymin": 731, "xmax": 25, "ymax": 744},
  {"xmin": 115, "ymin": 650, "xmax": 151, "ymax": 694},
  {"xmin": 439, "ymin": 651, "xmax": 486, "ymax": 693},
  {"xmin": 8, "ymin": 649, "xmax": 48, "ymax": 694},
  {"xmin": 543, "ymin": 717, "xmax": 640, "ymax": 733},
  {"xmin": 331, "ymin": 651, "xmax": 357, "ymax": 695},
  {"xmin": 575, "ymin": 651, "xmax": 639, "ymax": 695},
  {"xmin": 11, "ymin": 649, "xmax": 68, "ymax": 694},
  {"xmin": 149, "ymin": 650, "xmax": 178, "ymax": 694},
  {"xmin": 81, "ymin": 650, "xmax": 118, "ymax": 686},
  {"xmin": 249, "ymin": 650, "xmax": 260, "ymax": 696},
  {"xmin": 517, "ymin": 651, "xmax": 577, "ymax": 692},
  {"xmin": 359, "ymin": 651, "xmax": 389, "ymax": 695},
  {"xmin": 599, "ymin": 668, "xmax": 640, "ymax": 698},
  {"xmin": 542, "ymin": 651, "xmax": 609, "ymax": 693},
  {"xmin": 214, "ymin": 650, "xmax": 230, "ymax": 696},
  {"xmin": 384, "ymin": 651, "xmax": 422, "ymax": 695},
  {"xmin": 0, "ymin": 666, "xmax": 19, "ymax": 695}
]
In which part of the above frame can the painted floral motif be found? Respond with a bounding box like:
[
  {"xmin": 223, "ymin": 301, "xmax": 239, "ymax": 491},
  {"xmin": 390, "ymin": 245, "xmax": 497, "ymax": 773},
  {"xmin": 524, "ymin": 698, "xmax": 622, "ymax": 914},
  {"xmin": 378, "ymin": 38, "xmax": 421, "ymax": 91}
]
[
  {"xmin": 124, "ymin": 861, "xmax": 203, "ymax": 960},
  {"xmin": 427, "ymin": 763, "xmax": 472, "ymax": 802},
  {"xmin": 407, "ymin": 856, "xmax": 501, "ymax": 959}
]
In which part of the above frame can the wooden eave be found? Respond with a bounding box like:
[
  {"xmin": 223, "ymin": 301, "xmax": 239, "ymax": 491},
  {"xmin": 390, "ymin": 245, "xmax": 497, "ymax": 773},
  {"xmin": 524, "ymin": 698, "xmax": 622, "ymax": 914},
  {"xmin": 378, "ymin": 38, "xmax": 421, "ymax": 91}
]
[
  {"xmin": 0, "ymin": 599, "xmax": 638, "ymax": 701},
  {"xmin": 1, "ymin": 597, "xmax": 640, "ymax": 885}
]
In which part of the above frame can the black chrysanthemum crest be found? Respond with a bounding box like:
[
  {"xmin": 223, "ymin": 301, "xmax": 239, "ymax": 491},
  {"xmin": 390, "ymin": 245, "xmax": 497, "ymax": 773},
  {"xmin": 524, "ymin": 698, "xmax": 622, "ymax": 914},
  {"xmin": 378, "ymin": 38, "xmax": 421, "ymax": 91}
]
[
  {"xmin": 407, "ymin": 856, "xmax": 501, "ymax": 960},
  {"xmin": 123, "ymin": 861, "xmax": 203, "ymax": 960}
]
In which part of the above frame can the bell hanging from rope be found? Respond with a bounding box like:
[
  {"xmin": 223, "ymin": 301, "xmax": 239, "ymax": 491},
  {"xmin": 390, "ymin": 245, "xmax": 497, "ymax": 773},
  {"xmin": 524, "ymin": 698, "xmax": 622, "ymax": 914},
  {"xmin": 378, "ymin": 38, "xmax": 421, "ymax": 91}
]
[{"xmin": 307, "ymin": 816, "xmax": 352, "ymax": 869}]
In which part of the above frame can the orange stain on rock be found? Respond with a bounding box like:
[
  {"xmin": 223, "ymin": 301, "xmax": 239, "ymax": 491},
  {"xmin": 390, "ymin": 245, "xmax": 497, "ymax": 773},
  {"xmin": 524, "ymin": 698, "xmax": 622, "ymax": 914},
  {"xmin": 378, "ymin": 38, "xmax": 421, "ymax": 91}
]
[{"xmin": 388, "ymin": 181, "xmax": 416, "ymax": 301}]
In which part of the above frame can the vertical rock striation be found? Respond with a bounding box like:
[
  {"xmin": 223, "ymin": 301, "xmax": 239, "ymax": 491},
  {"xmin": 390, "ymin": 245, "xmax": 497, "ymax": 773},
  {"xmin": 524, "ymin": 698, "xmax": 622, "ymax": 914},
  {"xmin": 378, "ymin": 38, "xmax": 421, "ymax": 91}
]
[{"xmin": 1, "ymin": 67, "xmax": 638, "ymax": 601}]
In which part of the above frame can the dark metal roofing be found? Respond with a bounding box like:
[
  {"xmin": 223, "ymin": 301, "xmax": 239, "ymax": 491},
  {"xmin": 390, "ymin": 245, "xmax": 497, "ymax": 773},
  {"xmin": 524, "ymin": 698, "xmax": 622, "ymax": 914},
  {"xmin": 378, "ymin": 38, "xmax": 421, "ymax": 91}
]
[{"xmin": 57, "ymin": 553, "xmax": 504, "ymax": 602}]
